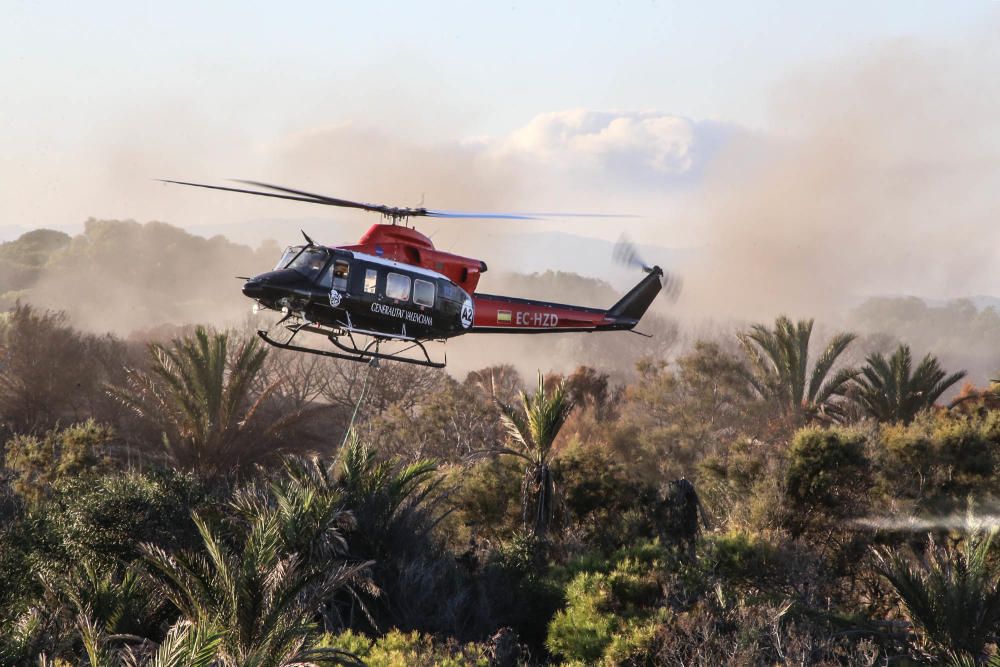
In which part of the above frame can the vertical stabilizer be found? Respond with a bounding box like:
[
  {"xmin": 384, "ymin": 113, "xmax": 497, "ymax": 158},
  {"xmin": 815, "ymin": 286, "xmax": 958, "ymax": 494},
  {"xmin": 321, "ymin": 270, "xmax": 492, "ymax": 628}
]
[{"xmin": 606, "ymin": 267, "xmax": 664, "ymax": 324}]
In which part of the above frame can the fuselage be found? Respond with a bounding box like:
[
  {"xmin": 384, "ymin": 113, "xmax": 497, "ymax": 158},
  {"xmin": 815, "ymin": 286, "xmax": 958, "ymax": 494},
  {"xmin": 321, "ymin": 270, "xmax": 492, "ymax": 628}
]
[
  {"xmin": 244, "ymin": 243, "xmax": 475, "ymax": 339},
  {"xmin": 241, "ymin": 223, "xmax": 664, "ymax": 343}
]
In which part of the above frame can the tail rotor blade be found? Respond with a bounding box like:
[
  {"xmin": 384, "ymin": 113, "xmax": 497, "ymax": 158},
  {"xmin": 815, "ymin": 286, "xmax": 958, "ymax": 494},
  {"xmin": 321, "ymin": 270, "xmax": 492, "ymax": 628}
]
[
  {"xmin": 661, "ymin": 270, "xmax": 683, "ymax": 302},
  {"xmin": 613, "ymin": 234, "xmax": 653, "ymax": 273},
  {"xmin": 613, "ymin": 234, "xmax": 683, "ymax": 302}
]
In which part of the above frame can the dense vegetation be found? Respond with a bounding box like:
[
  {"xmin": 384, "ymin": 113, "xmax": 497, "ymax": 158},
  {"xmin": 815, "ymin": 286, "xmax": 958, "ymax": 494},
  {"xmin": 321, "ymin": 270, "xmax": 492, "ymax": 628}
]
[{"xmin": 4, "ymin": 225, "xmax": 1000, "ymax": 664}]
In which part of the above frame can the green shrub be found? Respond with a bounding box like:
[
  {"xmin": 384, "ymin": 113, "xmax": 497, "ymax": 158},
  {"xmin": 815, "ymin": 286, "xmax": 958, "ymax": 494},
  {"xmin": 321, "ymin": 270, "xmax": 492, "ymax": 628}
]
[
  {"xmin": 551, "ymin": 539, "xmax": 671, "ymax": 585},
  {"xmin": 546, "ymin": 546, "xmax": 668, "ymax": 665},
  {"xmin": 702, "ymin": 532, "xmax": 778, "ymax": 583},
  {"xmin": 932, "ymin": 415, "xmax": 993, "ymax": 479},
  {"xmin": 318, "ymin": 629, "xmax": 489, "ymax": 667},
  {"xmin": 873, "ymin": 411, "xmax": 999, "ymax": 509},
  {"xmin": 483, "ymin": 531, "xmax": 564, "ymax": 650},
  {"xmin": 558, "ymin": 441, "xmax": 645, "ymax": 519},
  {"xmin": 448, "ymin": 457, "xmax": 523, "ymax": 541},
  {"xmin": 37, "ymin": 468, "xmax": 208, "ymax": 567},
  {"xmin": 785, "ymin": 426, "xmax": 870, "ymax": 531},
  {"xmin": 697, "ymin": 437, "xmax": 776, "ymax": 531},
  {"xmin": 547, "ymin": 573, "xmax": 618, "ymax": 663},
  {"xmin": 556, "ymin": 441, "xmax": 659, "ymax": 548},
  {"xmin": 4, "ymin": 419, "xmax": 113, "ymax": 504},
  {"xmin": 697, "ymin": 531, "xmax": 799, "ymax": 602},
  {"xmin": 602, "ymin": 618, "xmax": 660, "ymax": 666},
  {"xmin": 491, "ymin": 529, "xmax": 546, "ymax": 577},
  {"xmin": 877, "ymin": 420, "xmax": 934, "ymax": 498}
]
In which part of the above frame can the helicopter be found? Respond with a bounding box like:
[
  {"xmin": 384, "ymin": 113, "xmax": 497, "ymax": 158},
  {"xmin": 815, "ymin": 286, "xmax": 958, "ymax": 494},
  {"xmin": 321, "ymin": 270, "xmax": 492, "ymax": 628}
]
[{"xmin": 161, "ymin": 179, "xmax": 681, "ymax": 368}]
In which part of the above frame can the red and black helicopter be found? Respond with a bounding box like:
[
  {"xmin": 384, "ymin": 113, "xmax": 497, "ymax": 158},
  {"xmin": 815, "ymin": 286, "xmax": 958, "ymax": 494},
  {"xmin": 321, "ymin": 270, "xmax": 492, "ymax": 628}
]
[{"xmin": 162, "ymin": 179, "xmax": 680, "ymax": 368}]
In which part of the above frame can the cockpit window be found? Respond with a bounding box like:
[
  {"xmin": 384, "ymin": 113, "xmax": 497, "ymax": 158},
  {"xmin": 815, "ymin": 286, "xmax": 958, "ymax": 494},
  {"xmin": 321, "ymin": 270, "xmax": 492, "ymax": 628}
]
[
  {"xmin": 285, "ymin": 247, "xmax": 329, "ymax": 281},
  {"xmin": 331, "ymin": 260, "xmax": 349, "ymax": 290},
  {"xmin": 274, "ymin": 245, "xmax": 303, "ymax": 270}
]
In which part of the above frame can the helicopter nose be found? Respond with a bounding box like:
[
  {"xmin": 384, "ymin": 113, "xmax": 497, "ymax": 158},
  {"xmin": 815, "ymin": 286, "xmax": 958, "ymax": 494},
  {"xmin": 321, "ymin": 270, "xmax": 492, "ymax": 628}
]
[{"xmin": 242, "ymin": 277, "xmax": 266, "ymax": 298}]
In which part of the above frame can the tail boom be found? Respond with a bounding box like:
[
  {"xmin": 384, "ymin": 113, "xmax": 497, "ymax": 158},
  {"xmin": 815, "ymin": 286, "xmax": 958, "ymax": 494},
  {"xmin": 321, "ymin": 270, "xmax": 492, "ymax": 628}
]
[{"xmin": 470, "ymin": 268, "xmax": 663, "ymax": 334}]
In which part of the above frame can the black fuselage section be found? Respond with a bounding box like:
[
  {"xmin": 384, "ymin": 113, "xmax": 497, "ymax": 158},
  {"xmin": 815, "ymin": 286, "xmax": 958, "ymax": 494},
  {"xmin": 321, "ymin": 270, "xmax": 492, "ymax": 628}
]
[{"xmin": 243, "ymin": 247, "xmax": 474, "ymax": 340}]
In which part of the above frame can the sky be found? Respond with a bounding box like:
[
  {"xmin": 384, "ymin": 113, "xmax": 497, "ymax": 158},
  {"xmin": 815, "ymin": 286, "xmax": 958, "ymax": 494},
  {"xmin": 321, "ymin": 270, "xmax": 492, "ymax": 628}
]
[
  {"xmin": 3, "ymin": 1, "xmax": 1000, "ymax": 311},
  {"xmin": 4, "ymin": 2, "xmax": 990, "ymax": 136}
]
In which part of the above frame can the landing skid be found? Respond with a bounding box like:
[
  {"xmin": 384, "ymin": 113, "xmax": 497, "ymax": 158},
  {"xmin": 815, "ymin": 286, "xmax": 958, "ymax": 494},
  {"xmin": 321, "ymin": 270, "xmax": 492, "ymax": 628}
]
[{"xmin": 257, "ymin": 321, "xmax": 446, "ymax": 368}]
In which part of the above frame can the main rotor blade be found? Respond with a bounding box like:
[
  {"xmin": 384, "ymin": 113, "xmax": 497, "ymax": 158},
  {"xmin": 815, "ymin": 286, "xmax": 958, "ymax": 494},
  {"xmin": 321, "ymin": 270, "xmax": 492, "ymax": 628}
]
[
  {"xmin": 234, "ymin": 180, "xmax": 405, "ymax": 215},
  {"xmin": 161, "ymin": 178, "xmax": 632, "ymax": 220},
  {"xmin": 426, "ymin": 210, "xmax": 537, "ymax": 220},
  {"xmin": 426, "ymin": 211, "xmax": 637, "ymax": 220},
  {"xmin": 158, "ymin": 179, "xmax": 333, "ymax": 206},
  {"xmin": 238, "ymin": 181, "xmax": 537, "ymax": 219}
]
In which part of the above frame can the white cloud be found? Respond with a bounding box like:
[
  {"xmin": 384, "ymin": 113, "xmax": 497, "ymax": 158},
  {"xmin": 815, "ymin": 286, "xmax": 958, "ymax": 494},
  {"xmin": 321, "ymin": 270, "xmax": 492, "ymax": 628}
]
[{"xmin": 501, "ymin": 110, "xmax": 700, "ymax": 175}]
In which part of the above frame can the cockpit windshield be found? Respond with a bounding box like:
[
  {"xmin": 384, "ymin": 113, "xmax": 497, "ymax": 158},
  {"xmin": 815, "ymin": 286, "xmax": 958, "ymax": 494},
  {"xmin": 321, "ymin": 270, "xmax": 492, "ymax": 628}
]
[
  {"xmin": 285, "ymin": 247, "xmax": 330, "ymax": 281},
  {"xmin": 274, "ymin": 246, "xmax": 302, "ymax": 271}
]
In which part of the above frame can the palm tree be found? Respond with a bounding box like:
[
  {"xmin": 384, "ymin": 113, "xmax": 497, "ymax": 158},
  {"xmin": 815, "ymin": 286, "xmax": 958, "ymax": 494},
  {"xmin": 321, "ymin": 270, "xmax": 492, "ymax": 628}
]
[
  {"xmin": 873, "ymin": 528, "xmax": 1000, "ymax": 660},
  {"xmin": 42, "ymin": 560, "xmax": 163, "ymax": 640},
  {"xmin": 494, "ymin": 372, "xmax": 575, "ymax": 538},
  {"xmin": 77, "ymin": 615, "xmax": 223, "ymax": 667},
  {"xmin": 109, "ymin": 326, "xmax": 310, "ymax": 474},
  {"xmin": 142, "ymin": 512, "xmax": 366, "ymax": 666},
  {"xmin": 854, "ymin": 344, "xmax": 966, "ymax": 423},
  {"xmin": 232, "ymin": 479, "xmax": 354, "ymax": 569},
  {"xmin": 228, "ymin": 469, "xmax": 376, "ymax": 634},
  {"xmin": 337, "ymin": 437, "xmax": 440, "ymax": 536},
  {"xmin": 737, "ymin": 316, "xmax": 858, "ymax": 423},
  {"xmin": 278, "ymin": 436, "xmax": 441, "ymax": 565}
]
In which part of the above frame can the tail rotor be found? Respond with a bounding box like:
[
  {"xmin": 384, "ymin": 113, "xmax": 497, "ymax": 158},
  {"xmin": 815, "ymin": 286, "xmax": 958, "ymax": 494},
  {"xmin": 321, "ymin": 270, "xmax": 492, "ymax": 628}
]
[{"xmin": 613, "ymin": 234, "xmax": 682, "ymax": 302}]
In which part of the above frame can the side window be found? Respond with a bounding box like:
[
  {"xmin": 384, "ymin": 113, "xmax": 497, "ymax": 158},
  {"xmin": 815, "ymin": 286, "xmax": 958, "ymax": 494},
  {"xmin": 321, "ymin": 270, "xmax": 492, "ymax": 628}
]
[
  {"xmin": 385, "ymin": 272, "xmax": 410, "ymax": 301},
  {"xmin": 413, "ymin": 279, "xmax": 435, "ymax": 307},
  {"xmin": 364, "ymin": 268, "xmax": 378, "ymax": 294},
  {"xmin": 332, "ymin": 260, "xmax": 349, "ymax": 290}
]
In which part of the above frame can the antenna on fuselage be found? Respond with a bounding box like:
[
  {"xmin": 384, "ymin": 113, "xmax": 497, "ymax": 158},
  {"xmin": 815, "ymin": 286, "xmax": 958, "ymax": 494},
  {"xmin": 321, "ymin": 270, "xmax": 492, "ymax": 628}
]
[{"xmin": 301, "ymin": 230, "xmax": 317, "ymax": 246}]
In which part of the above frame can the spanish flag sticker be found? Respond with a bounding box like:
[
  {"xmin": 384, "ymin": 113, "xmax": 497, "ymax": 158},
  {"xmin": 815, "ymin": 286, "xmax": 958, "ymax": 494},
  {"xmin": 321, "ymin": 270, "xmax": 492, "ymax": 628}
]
[{"xmin": 497, "ymin": 310, "xmax": 512, "ymax": 323}]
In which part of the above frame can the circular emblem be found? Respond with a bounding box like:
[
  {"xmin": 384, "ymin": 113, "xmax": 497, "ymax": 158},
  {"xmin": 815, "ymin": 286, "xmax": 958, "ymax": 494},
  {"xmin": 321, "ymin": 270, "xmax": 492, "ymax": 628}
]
[
  {"xmin": 328, "ymin": 289, "xmax": 342, "ymax": 308},
  {"xmin": 460, "ymin": 297, "xmax": 474, "ymax": 329}
]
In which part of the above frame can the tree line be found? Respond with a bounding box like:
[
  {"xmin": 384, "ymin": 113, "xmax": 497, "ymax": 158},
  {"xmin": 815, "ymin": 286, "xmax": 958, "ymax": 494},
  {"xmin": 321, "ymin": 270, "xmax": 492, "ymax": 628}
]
[{"xmin": 2, "ymin": 301, "xmax": 1000, "ymax": 665}]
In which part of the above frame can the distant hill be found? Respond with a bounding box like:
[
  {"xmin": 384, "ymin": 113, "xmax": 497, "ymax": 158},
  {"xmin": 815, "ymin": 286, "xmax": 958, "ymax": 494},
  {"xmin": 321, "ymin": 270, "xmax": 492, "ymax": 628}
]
[
  {"xmin": 0, "ymin": 224, "xmax": 36, "ymax": 244},
  {"xmin": 848, "ymin": 295, "xmax": 1000, "ymax": 392},
  {"xmin": 0, "ymin": 219, "xmax": 276, "ymax": 333},
  {"xmin": 0, "ymin": 229, "xmax": 73, "ymax": 295}
]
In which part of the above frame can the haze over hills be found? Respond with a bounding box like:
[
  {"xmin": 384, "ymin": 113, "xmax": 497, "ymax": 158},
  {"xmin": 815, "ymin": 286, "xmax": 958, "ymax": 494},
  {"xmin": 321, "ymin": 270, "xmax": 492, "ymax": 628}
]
[
  {"xmin": 0, "ymin": 220, "xmax": 997, "ymax": 388},
  {"xmin": 0, "ymin": 220, "xmax": 677, "ymax": 381}
]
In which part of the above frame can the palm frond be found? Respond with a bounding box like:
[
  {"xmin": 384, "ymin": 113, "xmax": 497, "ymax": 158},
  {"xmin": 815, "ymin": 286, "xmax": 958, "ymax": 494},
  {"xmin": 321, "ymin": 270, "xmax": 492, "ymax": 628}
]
[
  {"xmin": 808, "ymin": 331, "xmax": 856, "ymax": 403},
  {"xmin": 874, "ymin": 529, "xmax": 1000, "ymax": 657},
  {"xmin": 149, "ymin": 620, "xmax": 222, "ymax": 667},
  {"xmin": 738, "ymin": 316, "xmax": 855, "ymax": 422}
]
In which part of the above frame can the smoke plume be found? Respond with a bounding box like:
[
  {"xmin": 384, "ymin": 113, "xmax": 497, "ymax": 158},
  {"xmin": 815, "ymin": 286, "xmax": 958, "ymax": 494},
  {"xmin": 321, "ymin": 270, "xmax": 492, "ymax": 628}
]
[{"xmin": 680, "ymin": 36, "xmax": 1000, "ymax": 320}]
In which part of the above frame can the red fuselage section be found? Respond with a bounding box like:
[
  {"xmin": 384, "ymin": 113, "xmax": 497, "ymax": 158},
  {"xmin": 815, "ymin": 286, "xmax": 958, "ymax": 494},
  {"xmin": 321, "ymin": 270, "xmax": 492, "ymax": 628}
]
[
  {"xmin": 324, "ymin": 221, "xmax": 663, "ymax": 337},
  {"xmin": 339, "ymin": 224, "xmax": 487, "ymax": 293}
]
